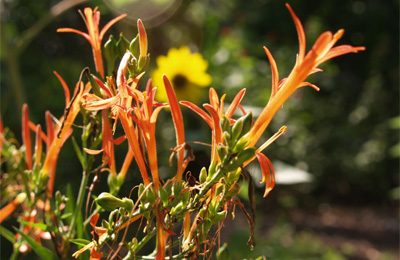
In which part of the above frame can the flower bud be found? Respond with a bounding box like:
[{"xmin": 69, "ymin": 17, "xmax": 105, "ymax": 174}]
[
  {"xmin": 231, "ymin": 117, "xmax": 244, "ymax": 143},
  {"xmin": 232, "ymin": 135, "xmax": 250, "ymax": 153},
  {"xmin": 199, "ymin": 167, "xmax": 207, "ymax": 183},
  {"xmin": 240, "ymin": 112, "xmax": 253, "ymax": 136},
  {"xmin": 216, "ymin": 144, "xmax": 228, "ymax": 159},
  {"xmin": 170, "ymin": 201, "xmax": 184, "ymax": 216},
  {"xmin": 222, "ymin": 131, "xmax": 231, "ymax": 144},
  {"xmin": 220, "ymin": 116, "xmax": 231, "ymax": 132},
  {"xmin": 95, "ymin": 192, "xmax": 133, "ymax": 211},
  {"xmin": 159, "ymin": 187, "xmax": 169, "ymax": 207}
]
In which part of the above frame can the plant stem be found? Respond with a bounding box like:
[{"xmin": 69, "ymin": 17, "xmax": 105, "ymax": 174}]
[
  {"xmin": 131, "ymin": 228, "xmax": 156, "ymax": 256},
  {"xmin": 67, "ymin": 170, "xmax": 89, "ymax": 238}
]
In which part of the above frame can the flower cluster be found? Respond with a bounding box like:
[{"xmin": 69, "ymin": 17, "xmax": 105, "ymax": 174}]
[{"xmin": 0, "ymin": 4, "xmax": 364, "ymax": 259}]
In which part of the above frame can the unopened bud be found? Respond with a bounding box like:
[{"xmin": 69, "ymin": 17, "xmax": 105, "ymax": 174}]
[
  {"xmin": 95, "ymin": 192, "xmax": 133, "ymax": 211},
  {"xmin": 199, "ymin": 167, "xmax": 207, "ymax": 183},
  {"xmin": 231, "ymin": 118, "xmax": 244, "ymax": 142},
  {"xmin": 137, "ymin": 19, "xmax": 147, "ymax": 59}
]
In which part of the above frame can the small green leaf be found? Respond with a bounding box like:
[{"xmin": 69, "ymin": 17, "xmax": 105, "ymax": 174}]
[
  {"xmin": 19, "ymin": 220, "xmax": 48, "ymax": 231},
  {"xmin": 65, "ymin": 184, "xmax": 75, "ymax": 225},
  {"xmin": 71, "ymin": 136, "xmax": 86, "ymax": 168},
  {"xmin": 0, "ymin": 225, "xmax": 16, "ymax": 243},
  {"xmin": 159, "ymin": 187, "xmax": 169, "ymax": 207},
  {"xmin": 70, "ymin": 238, "xmax": 91, "ymax": 247},
  {"xmin": 231, "ymin": 117, "xmax": 244, "ymax": 142},
  {"xmin": 216, "ymin": 242, "xmax": 229, "ymax": 260},
  {"xmin": 199, "ymin": 167, "xmax": 208, "ymax": 183},
  {"xmin": 60, "ymin": 213, "xmax": 72, "ymax": 219}
]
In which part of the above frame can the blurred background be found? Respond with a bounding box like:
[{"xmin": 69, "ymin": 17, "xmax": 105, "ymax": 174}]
[{"xmin": 1, "ymin": 0, "xmax": 398, "ymax": 259}]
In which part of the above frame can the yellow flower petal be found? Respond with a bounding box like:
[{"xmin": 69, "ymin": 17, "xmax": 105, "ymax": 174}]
[{"xmin": 152, "ymin": 46, "xmax": 212, "ymax": 102}]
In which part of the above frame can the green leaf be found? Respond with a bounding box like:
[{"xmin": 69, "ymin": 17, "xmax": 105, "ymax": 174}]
[
  {"xmin": 76, "ymin": 210, "xmax": 84, "ymax": 238},
  {"xmin": 71, "ymin": 136, "xmax": 86, "ymax": 168},
  {"xmin": 70, "ymin": 238, "xmax": 91, "ymax": 247},
  {"xmin": 19, "ymin": 220, "xmax": 48, "ymax": 231},
  {"xmin": 159, "ymin": 187, "xmax": 169, "ymax": 207},
  {"xmin": 0, "ymin": 225, "xmax": 16, "ymax": 243},
  {"xmin": 60, "ymin": 213, "xmax": 72, "ymax": 219},
  {"xmin": 65, "ymin": 184, "xmax": 75, "ymax": 225},
  {"xmin": 216, "ymin": 242, "xmax": 230, "ymax": 260},
  {"xmin": 14, "ymin": 228, "xmax": 57, "ymax": 260}
]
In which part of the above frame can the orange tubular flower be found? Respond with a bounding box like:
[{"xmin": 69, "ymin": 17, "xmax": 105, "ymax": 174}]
[
  {"xmin": 129, "ymin": 79, "xmax": 165, "ymax": 190},
  {"xmin": 34, "ymin": 125, "xmax": 43, "ymax": 167},
  {"xmin": 42, "ymin": 74, "xmax": 88, "ymax": 196},
  {"xmin": 57, "ymin": 7, "xmax": 127, "ymax": 78},
  {"xmin": 83, "ymin": 52, "xmax": 152, "ymax": 186},
  {"xmin": 242, "ymin": 3, "xmax": 365, "ymax": 147},
  {"xmin": 22, "ymin": 104, "xmax": 32, "ymax": 170},
  {"xmin": 137, "ymin": 19, "xmax": 148, "ymax": 60},
  {"xmin": 101, "ymin": 110, "xmax": 117, "ymax": 175},
  {"xmin": 181, "ymin": 88, "xmax": 246, "ymax": 164},
  {"xmin": 0, "ymin": 193, "xmax": 26, "ymax": 223},
  {"xmin": 163, "ymin": 75, "xmax": 188, "ymax": 180}
]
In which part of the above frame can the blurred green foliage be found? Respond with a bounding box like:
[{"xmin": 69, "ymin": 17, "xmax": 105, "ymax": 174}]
[{"xmin": 153, "ymin": 0, "xmax": 398, "ymax": 203}]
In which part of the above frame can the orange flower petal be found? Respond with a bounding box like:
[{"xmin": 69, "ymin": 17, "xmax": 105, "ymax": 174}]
[
  {"xmin": 163, "ymin": 75, "xmax": 186, "ymax": 178},
  {"xmin": 263, "ymin": 47, "xmax": 279, "ymax": 98},
  {"xmin": 137, "ymin": 19, "xmax": 148, "ymax": 59},
  {"xmin": 319, "ymin": 45, "xmax": 366, "ymax": 63},
  {"xmin": 255, "ymin": 152, "xmax": 275, "ymax": 198},
  {"xmin": 45, "ymin": 111, "xmax": 55, "ymax": 147},
  {"xmin": 34, "ymin": 125, "xmax": 43, "ymax": 166},
  {"xmin": 53, "ymin": 71, "xmax": 70, "ymax": 105},
  {"xmin": 99, "ymin": 13, "xmax": 127, "ymax": 41},
  {"xmin": 225, "ymin": 88, "xmax": 246, "ymax": 118},
  {"xmin": 209, "ymin": 88, "xmax": 220, "ymax": 109},
  {"xmin": 180, "ymin": 101, "xmax": 213, "ymax": 128},
  {"xmin": 286, "ymin": 3, "xmax": 306, "ymax": 62},
  {"xmin": 57, "ymin": 28, "xmax": 92, "ymax": 45},
  {"xmin": 22, "ymin": 104, "xmax": 32, "ymax": 170}
]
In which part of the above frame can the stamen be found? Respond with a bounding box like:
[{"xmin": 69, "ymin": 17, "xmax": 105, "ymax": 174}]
[{"xmin": 257, "ymin": 125, "xmax": 288, "ymax": 152}]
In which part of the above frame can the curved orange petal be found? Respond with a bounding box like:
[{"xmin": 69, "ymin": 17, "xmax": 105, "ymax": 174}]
[
  {"xmin": 99, "ymin": 13, "xmax": 127, "ymax": 41},
  {"xmin": 286, "ymin": 3, "xmax": 306, "ymax": 62},
  {"xmin": 319, "ymin": 45, "xmax": 366, "ymax": 63},
  {"xmin": 45, "ymin": 111, "xmax": 55, "ymax": 147},
  {"xmin": 53, "ymin": 71, "xmax": 70, "ymax": 106},
  {"xmin": 34, "ymin": 125, "xmax": 43, "ymax": 166},
  {"xmin": 263, "ymin": 47, "xmax": 279, "ymax": 98},
  {"xmin": 298, "ymin": 82, "xmax": 320, "ymax": 92},
  {"xmin": 22, "ymin": 104, "xmax": 32, "ymax": 170},
  {"xmin": 180, "ymin": 101, "xmax": 213, "ymax": 128},
  {"xmin": 57, "ymin": 28, "xmax": 92, "ymax": 45},
  {"xmin": 209, "ymin": 88, "xmax": 219, "ymax": 109},
  {"xmin": 28, "ymin": 121, "xmax": 48, "ymax": 144},
  {"xmin": 255, "ymin": 152, "xmax": 275, "ymax": 198},
  {"xmin": 163, "ymin": 75, "xmax": 186, "ymax": 179},
  {"xmin": 225, "ymin": 88, "xmax": 246, "ymax": 119}
]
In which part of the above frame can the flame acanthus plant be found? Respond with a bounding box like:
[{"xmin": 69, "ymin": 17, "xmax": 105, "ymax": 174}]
[{"xmin": 0, "ymin": 4, "xmax": 364, "ymax": 259}]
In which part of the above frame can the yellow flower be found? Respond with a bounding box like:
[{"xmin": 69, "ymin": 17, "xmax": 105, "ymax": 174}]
[{"xmin": 152, "ymin": 47, "xmax": 212, "ymax": 102}]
